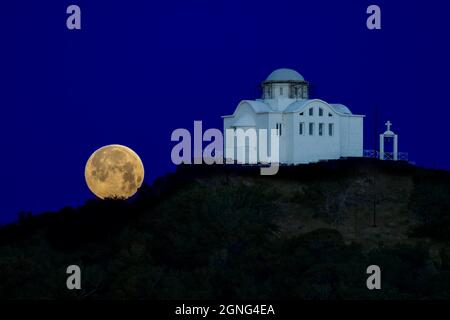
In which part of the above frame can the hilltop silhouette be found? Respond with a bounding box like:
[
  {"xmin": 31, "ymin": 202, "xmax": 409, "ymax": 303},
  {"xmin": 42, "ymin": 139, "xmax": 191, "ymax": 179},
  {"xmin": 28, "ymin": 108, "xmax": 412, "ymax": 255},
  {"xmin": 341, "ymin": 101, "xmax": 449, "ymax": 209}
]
[{"xmin": 0, "ymin": 158, "xmax": 449, "ymax": 299}]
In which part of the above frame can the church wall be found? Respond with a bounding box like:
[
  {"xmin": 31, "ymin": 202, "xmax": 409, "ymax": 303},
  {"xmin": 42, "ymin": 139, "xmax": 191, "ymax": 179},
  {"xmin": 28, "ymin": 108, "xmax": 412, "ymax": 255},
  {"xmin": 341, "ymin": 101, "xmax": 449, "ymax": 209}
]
[
  {"xmin": 223, "ymin": 116, "xmax": 234, "ymax": 129},
  {"xmin": 348, "ymin": 116, "xmax": 364, "ymax": 157},
  {"xmin": 254, "ymin": 113, "xmax": 269, "ymax": 163},
  {"xmin": 223, "ymin": 116, "xmax": 234, "ymax": 161},
  {"xmin": 278, "ymin": 112, "xmax": 290, "ymax": 163},
  {"xmin": 223, "ymin": 103, "xmax": 258, "ymax": 163},
  {"xmin": 339, "ymin": 116, "xmax": 364, "ymax": 157},
  {"xmin": 224, "ymin": 99, "xmax": 364, "ymax": 165},
  {"xmin": 285, "ymin": 113, "xmax": 295, "ymax": 163},
  {"xmin": 267, "ymin": 113, "xmax": 284, "ymax": 162},
  {"xmin": 290, "ymin": 103, "xmax": 341, "ymax": 164},
  {"xmin": 223, "ymin": 110, "xmax": 273, "ymax": 164},
  {"xmin": 339, "ymin": 116, "xmax": 350, "ymax": 156}
]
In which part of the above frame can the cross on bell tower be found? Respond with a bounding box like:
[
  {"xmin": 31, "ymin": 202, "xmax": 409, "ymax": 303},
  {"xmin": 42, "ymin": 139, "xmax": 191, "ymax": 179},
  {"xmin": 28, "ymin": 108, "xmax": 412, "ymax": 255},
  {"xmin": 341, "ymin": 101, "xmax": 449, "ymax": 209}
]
[
  {"xmin": 385, "ymin": 120, "xmax": 392, "ymax": 131},
  {"xmin": 379, "ymin": 120, "xmax": 398, "ymax": 161}
]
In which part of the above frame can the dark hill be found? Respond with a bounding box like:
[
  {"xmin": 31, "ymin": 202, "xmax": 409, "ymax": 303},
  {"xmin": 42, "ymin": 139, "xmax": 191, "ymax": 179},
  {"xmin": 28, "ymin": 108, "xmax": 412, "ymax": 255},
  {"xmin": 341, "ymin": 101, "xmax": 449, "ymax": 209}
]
[{"xmin": 0, "ymin": 159, "xmax": 450, "ymax": 299}]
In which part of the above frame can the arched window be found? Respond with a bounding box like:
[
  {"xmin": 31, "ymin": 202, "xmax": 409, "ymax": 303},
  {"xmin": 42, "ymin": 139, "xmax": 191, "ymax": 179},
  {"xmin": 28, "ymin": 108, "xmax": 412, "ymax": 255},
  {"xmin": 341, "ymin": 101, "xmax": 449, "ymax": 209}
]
[
  {"xmin": 302, "ymin": 85, "xmax": 308, "ymax": 99},
  {"xmin": 309, "ymin": 123, "xmax": 314, "ymax": 135},
  {"xmin": 299, "ymin": 122, "xmax": 304, "ymax": 135},
  {"xmin": 276, "ymin": 123, "xmax": 282, "ymax": 135},
  {"xmin": 266, "ymin": 86, "xmax": 272, "ymax": 99}
]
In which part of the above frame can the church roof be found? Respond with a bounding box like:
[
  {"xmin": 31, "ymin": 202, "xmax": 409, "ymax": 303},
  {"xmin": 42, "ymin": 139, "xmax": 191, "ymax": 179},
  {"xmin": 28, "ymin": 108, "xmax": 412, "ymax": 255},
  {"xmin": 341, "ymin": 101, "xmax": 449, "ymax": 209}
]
[
  {"xmin": 283, "ymin": 100, "xmax": 311, "ymax": 112},
  {"xmin": 223, "ymin": 99, "xmax": 359, "ymax": 118},
  {"xmin": 240, "ymin": 100, "xmax": 272, "ymax": 113},
  {"xmin": 265, "ymin": 68, "xmax": 305, "ymax": 82},
  {"xmin": 232, "ymin": 113, "xmax": 256, "ymax": 127},
  {"xmin": 329, "ymin": 104, "xmax": 352, "ymax": 115},
  {"xmin": 283, "ymin": 100, "xmax": 353, "ymax": 115},
  {"xmin": 221, "ymin": 100, "xmax": 272, "ymax": 118}
]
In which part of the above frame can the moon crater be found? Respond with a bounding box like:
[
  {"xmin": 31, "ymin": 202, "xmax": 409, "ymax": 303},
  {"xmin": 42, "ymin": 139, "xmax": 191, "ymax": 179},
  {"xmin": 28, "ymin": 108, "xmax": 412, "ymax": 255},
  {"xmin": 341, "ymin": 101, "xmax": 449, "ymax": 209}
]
[{"xmin": 85, "ymin": 145, "xmax": 144, "ymax": 199}]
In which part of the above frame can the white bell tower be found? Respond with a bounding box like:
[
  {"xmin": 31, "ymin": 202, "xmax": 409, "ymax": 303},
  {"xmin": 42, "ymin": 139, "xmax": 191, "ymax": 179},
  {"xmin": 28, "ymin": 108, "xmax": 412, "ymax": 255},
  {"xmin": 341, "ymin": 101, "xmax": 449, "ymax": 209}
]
[{"xmin": 379, "ymin": 120, "xmax": 398, "ymax": 160}]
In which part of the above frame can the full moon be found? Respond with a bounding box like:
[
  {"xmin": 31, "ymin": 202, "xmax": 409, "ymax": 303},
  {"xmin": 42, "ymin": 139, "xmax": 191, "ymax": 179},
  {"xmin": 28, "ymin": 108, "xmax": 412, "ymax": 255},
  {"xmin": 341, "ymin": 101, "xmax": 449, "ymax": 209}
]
[{"xmin": 85, "ymin": 144, "xmax": 144, "ymax": 199}]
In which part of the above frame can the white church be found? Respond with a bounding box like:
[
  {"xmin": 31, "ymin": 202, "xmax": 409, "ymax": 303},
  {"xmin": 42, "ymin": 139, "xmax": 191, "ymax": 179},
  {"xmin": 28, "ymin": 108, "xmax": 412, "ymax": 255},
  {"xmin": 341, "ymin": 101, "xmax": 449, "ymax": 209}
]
[{"xmin": 222, "ymin": 68, "xmax": 365, "ymax": 164}]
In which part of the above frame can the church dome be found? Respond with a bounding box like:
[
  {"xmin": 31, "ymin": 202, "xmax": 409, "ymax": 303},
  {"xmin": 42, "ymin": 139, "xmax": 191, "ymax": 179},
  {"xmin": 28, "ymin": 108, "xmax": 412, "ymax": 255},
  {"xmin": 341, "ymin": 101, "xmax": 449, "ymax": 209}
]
[{"xmin": 265, "ymin": 68, "xmax": 305, "ymax": 82}]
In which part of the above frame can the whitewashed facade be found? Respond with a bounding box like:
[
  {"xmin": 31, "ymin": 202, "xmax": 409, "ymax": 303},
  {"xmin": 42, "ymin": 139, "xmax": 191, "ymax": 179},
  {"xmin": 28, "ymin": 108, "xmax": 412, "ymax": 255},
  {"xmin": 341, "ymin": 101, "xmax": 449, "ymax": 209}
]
[{"xmin": 222, "ymin": 68, "xmax": 364, "ymax": 164}]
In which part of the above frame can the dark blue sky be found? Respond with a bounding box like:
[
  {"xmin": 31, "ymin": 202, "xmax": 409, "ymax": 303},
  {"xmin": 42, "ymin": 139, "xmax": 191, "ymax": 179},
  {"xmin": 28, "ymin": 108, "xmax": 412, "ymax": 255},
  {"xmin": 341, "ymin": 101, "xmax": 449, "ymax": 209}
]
[{"xmin": 1, "ymin": 0, "xmax": 449, "ymax": 223}]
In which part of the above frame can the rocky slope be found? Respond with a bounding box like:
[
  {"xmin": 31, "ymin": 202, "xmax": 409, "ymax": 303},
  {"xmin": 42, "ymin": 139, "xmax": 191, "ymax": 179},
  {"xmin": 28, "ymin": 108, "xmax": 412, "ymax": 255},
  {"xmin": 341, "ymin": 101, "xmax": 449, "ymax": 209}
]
[{"xmin": 0, "ymin": 159, "xmax": 449, "ymax": 299}]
